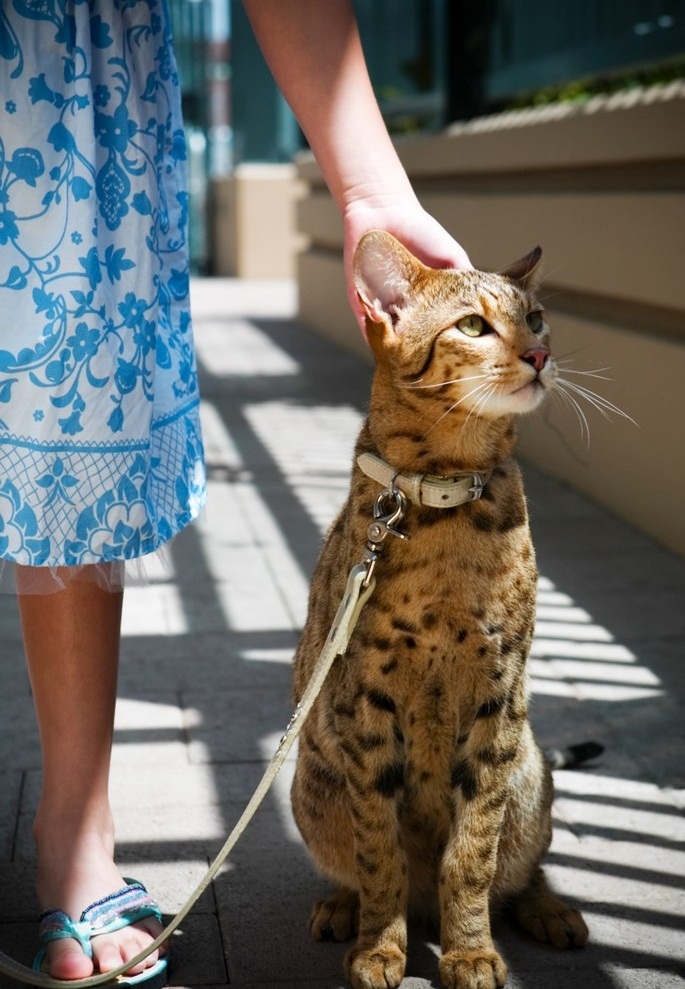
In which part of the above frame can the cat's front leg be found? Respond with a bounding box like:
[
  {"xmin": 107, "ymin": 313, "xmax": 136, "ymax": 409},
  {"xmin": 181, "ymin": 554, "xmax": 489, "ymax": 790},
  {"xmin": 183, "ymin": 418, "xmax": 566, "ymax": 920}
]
[
  {"xmin": 345, "ymin": 937, "xmax": 407, "ymax": 989},
  {"xmin": 439, "ymin": 952, "xmax": 507, "ymax": 989},
  {"xmin": 342, "ymin": 765, "xmax": 409, "ymax": 989},
  {"xmin": 438, "ymin": 761, "xmax": 511, "ymax": 989}
]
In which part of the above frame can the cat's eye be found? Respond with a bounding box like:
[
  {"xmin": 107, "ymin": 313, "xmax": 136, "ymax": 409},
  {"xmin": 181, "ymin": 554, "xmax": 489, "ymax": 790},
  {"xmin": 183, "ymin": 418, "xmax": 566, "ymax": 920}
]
[
  {"xmin": 457, "ymin": 315, "xmax": 487, "ymax": 338},
  {"xmin": 526, "ymin": 310, "xmax": 545, "ymax": 333}
]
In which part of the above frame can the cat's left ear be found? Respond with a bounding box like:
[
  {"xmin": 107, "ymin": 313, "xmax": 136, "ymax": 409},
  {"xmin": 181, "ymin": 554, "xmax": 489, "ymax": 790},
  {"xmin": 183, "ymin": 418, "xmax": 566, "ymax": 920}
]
[
  {"xmin": 500, "ymin": 246, "xmax": 543, "ymax": 290},
  {"xmin": 353, "ymin": 230, "xmax": 425, "ymax": 330}
]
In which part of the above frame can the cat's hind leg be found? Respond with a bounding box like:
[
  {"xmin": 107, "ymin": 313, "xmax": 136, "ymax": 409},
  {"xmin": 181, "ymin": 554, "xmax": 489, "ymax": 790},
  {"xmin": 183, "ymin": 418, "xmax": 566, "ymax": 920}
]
[
  {"xmin": 514, "ymin": 867, "xmax": 588, "ymax": 949},
  {"xmin": 311, "ymin": 883, "xmax": 407, "ymax": 989},
  {"xmin": 310, "ymin": 887, "xmax": 359, "ymax": 941},
  {"xmin": 494, "ymin": 725, "xmax": 588, "ymax": 949}
]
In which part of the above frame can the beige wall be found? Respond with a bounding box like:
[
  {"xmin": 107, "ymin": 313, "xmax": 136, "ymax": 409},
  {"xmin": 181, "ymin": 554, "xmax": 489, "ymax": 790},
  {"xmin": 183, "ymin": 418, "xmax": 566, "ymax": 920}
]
[
  {"xmin": 210, "ymin": 163, "xmax": 301, "ymax": 278},
  {"xmin": 295, "ymin": 83, "xmax": 685, "ymax": 556}
]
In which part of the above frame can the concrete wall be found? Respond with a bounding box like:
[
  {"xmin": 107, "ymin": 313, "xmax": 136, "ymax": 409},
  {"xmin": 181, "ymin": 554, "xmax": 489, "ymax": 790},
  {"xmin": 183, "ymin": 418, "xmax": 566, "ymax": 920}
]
[
  {"xmin": 295, "ymin": 83, "xmax": 685, "ymax": 556},
  {"xmin": 209, "ymin": 163, "xmax": 301, "ymax": 278}
]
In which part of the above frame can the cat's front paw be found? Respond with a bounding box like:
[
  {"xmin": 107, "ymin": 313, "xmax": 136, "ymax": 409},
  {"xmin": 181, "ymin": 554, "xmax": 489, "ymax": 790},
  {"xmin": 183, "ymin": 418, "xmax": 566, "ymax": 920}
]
[
  {"xmin": 345, "ymin": 943, "xmax": 406, "ymax": 989},
  {"xmin": 439, "ymin": 950, "xmax": 507, "ymax": 989}
]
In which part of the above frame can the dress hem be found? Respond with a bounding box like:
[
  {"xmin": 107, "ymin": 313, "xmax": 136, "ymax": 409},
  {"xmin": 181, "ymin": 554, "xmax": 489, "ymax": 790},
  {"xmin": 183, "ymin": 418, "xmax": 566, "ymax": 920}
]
[{"xmin": 0, "ymin": 497, "xmax": 206, "ymax": 595}]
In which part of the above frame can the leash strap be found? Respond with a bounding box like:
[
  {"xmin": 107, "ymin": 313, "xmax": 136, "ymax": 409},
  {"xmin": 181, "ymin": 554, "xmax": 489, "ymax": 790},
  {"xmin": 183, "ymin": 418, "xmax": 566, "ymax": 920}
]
[{"xmin": 0, "ymin": 560, "xmax": 380, "ymax": 987}]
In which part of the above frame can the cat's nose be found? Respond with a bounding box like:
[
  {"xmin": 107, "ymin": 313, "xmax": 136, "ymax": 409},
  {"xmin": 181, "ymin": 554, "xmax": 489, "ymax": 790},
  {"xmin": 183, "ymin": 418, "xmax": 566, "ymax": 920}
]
[{"xmin": 521, "ymin": 347, "xmax": 549, "ymax": 373}]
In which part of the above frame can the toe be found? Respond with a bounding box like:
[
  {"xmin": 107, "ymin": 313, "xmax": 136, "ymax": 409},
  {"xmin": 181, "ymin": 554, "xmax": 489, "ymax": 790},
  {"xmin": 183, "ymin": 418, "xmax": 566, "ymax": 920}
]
[
  {"xmin": 46, "ymin": 939, "xmax": 95, "ymax": 981},
  {"xmin": 91, "ymin": 922, "xmax": 161, "ymax": 977}
]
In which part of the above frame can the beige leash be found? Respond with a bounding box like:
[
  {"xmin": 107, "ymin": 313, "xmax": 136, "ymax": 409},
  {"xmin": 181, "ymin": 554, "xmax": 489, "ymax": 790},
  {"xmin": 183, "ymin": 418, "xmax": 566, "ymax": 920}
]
[{"xmin": 0, "ymin": 485, "xmax": 411, "ymax": 989}]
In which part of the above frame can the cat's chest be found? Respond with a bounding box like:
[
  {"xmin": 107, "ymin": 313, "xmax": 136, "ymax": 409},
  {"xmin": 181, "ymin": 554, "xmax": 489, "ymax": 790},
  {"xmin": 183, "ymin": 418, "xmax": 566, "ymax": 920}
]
[
  {"xmin": 333, "ymin": 489, "xmax": 537, "ymax": 722},
  {"xmin": 351, "ymin": 601, "xmax": 515, "ymax": 729},
  {"xmin": 357, "ymin": 491, "xmax": 536, "ymax": 623}
]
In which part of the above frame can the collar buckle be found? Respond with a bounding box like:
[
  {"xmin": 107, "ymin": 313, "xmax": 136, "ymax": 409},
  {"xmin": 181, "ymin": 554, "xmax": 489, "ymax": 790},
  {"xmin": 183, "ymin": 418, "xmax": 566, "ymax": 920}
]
[{"xmin": 468, "ymin": 474, "xmax": 485, "ymax": 501}]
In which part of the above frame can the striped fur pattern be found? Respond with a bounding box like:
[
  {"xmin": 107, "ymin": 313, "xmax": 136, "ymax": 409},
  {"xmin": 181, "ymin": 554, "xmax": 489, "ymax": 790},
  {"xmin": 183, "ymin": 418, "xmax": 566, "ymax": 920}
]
[{"xmin": 291, "ymin": 231, "xmax": 588, "ymax": 989}]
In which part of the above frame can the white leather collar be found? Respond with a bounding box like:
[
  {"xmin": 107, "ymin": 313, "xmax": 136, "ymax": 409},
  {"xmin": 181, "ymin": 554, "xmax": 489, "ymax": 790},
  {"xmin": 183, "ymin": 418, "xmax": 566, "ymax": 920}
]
[{"xmin": 357, "ymin": 452, "xmax": 491, "ymax": 509}]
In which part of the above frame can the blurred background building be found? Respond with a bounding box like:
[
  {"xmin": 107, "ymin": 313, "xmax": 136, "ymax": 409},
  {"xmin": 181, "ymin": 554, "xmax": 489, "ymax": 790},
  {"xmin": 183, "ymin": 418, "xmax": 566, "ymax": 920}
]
[
  {"xmin": 167, "ymin": 0, "xmax": 685, "ymax": 556},
  {"xmin": 169, "ymin": 0, "xmax": 684, "ymax": 272}
]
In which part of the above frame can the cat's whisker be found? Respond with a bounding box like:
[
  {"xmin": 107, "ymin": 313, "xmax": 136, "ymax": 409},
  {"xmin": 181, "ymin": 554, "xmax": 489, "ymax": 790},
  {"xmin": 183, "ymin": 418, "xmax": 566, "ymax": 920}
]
[
  {"xmin": 403, "ymin": 372, "xmax": 490, "ymax": 392},
  {"xmin": 471, "ymin": 382, "xmax": 498, "ymax": 417},
  {"xmin": 535, "ymin": 290, "xmax": 566, "ymax": 306},
  {"xmin": 556, "ymin": 345, "xmax": 595, "ymax": 361},
  {"xmin": 555, "ymin": 361, "xmax": 613, "ymax": 381},
  {"xmin": 532, "ymin": 256, "xmax": 574, "ymax": 286},
  {"xmin": 424, "ymin": 379, "xmax": 493, "ymax": 435},
  {"xmin": 556, "ymin": 377, "xmax": 637, "ymax": 426},
  {"xmin": 551, "ymin": 386, "xmax": 591, "ymax": 446},
  {"xmin": 461, "ymin": 382, "xmax": 499, "ymax": 435}
]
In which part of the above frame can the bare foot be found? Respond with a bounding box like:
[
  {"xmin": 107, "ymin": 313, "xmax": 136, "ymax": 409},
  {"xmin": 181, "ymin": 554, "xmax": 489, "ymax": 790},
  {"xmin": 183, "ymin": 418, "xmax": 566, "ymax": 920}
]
[{"xmin": 35, "ymin": 821, "xmax": 165, "ymax": 981}]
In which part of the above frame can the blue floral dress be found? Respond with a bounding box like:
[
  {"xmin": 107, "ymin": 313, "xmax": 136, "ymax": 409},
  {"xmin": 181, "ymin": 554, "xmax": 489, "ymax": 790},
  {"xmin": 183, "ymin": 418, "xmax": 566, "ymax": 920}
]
[{"xmin": 0, "ymin": 1, "xmax": 205, "ymax": 573}]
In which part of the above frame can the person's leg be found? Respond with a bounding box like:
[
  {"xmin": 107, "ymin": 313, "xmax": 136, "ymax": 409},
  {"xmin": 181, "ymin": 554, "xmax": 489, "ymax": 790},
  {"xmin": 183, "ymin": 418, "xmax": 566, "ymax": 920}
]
[{"xmin": 17, "ymin": 565, "xmax": 163, "ymax": 980}]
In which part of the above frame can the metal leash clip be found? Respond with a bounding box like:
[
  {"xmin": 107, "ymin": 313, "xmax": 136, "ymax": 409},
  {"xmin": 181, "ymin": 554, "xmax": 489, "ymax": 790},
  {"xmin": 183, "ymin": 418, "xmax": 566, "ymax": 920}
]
[{"xmin": 362, "ymin": 486, "xmax": 409, "ymax": 586}]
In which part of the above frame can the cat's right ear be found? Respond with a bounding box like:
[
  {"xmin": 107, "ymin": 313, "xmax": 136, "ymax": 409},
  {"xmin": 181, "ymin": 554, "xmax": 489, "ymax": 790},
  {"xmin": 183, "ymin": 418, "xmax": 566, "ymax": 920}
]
[{"xmin": 353, "ymin": 230, "xmax": 423, "ymax": 338}]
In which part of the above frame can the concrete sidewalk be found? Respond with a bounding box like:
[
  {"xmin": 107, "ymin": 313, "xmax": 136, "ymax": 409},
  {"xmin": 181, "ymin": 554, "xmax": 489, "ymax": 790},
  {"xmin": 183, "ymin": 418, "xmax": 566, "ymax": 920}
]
[{"xmin": 0, "ymin": 277, "xmax": 683, "ymax": 989}]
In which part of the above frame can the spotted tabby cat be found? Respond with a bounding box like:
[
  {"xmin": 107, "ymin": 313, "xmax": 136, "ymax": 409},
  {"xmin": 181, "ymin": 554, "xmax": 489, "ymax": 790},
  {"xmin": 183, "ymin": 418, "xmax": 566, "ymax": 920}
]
[{"xmin": 291, "ymin": 230, "xmax": 588, "ymax": 989}]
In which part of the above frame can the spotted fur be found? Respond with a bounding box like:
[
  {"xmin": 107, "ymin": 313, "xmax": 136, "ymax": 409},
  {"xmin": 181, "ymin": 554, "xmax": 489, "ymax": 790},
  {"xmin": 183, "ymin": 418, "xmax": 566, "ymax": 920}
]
[{"xmin": 291, "ymin": 231, "xmax": 588, "ymax": 989}]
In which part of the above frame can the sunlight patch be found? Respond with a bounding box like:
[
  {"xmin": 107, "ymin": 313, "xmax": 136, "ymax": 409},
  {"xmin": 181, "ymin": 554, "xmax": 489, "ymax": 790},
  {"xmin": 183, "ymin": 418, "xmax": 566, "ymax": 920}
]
[
  {"xmin": 121, "ymin": 583, "xmax": 188, "ymax": 636},
  {"xmin": 532, "ymin": 577, "xmax": 663, "ymax": 701}
]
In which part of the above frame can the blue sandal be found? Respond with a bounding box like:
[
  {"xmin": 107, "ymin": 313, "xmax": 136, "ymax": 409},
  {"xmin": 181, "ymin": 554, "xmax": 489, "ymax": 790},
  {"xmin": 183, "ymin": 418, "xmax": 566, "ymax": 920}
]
[{"xmin": 34, "ymin": 879, "xmax": 168, "ymax": 988}]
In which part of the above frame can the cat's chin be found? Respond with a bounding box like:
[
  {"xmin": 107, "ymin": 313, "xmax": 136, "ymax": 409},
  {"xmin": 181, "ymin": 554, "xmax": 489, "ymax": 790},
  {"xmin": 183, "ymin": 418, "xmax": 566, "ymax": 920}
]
[{"xmin": 504, "ymin": 380, "xmax": 549, "ymax": 414}]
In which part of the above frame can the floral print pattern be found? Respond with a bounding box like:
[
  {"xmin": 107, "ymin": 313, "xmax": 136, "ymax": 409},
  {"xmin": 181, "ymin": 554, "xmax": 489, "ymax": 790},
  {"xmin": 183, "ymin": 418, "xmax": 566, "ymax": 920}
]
[{"xmin": 0, "ymin": 1, "xmax": 205, "ymax": 568}]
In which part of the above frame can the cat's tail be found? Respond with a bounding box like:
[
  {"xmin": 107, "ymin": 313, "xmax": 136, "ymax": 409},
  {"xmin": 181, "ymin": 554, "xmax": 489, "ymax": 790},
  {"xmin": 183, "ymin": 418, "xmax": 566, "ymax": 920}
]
[{"xmin": 544, "ymin": 740, "xmax": 604, "ymax": 770}]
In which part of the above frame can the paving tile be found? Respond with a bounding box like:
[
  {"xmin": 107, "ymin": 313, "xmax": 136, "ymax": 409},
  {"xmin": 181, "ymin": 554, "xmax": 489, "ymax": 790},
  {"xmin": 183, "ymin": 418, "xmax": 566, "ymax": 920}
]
[
  {"xmin": 0, "ymin": 733, "xmax": 41, "ymax": 771},
  {"xmin": 0, "ymin": 773, "xmax": 21, "ymax": 863},
  {"xmin": 0, "ymin": 596, "xmax": 23, "ymax": 642},
  {"xmin": 117, "ymin": 630, "xmax": 296, "ymax": 695},
  {"xmin": 0, "ymin": 640, "xmax": 30, "ymax": 702},
  {"xmin": 0, "ymin": 920, "xmax": 36, "ymax": 989},
  {"xmin": 0, "ymin": 863, "xmax": 38, "ymax": 920},
  {"xmin": 212, "ymin": 811, "xmax": 349, "ymax": 986},
  {"xmin": 599, "ymin": 970, "xmax": 685, "ymax": 989},
  {"xmin": 182, "ymin": 684, "xmax": 293, "ymax": 765},
  {"xmin": 166, "ymin": 912, "xmax": 228, "ymax": 987},
  {"xmin": 115, "ymin": 859, "xmax": 216, "ymax": 915}
]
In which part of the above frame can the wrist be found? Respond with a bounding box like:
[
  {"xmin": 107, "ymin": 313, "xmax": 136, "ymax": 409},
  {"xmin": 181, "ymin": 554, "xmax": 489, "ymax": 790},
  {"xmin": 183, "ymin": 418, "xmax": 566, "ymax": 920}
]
[{"xmin": 340, "ymin": 180, "xmax": 420, "ymax": 221}]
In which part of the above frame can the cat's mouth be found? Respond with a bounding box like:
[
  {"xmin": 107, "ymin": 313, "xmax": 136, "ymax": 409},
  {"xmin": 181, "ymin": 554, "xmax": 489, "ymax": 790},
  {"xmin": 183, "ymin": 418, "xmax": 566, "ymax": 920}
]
[
  {"xmin": 512, "ymin": 360, "xmax": 558, "ymax": 400},
  {"xmin": 513, "ymin": 377, "xmax": 545, "ymax": 395},
  {"xmin": 508, "ymin": 375, "xmax": 551, "ymax": 412}
]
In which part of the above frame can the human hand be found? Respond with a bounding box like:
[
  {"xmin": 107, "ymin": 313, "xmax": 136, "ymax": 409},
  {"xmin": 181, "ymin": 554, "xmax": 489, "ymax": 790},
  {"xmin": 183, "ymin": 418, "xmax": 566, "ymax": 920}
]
[{"xmin": 343, "ymin": 196, "xmax": 472, "ymax": 336}]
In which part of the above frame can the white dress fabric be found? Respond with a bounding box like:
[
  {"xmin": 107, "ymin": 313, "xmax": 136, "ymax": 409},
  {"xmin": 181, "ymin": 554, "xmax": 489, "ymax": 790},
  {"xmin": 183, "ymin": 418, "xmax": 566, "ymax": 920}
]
[{"xmin": 0, "ymin": 1, "xmax": 205, "ymax": 583}]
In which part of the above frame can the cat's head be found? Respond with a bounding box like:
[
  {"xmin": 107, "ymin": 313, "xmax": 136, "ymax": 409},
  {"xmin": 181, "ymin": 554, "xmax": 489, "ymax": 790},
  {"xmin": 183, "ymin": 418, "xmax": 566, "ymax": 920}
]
[{"xmin": 353, "ymin": 230, "xmax": 556, "ymax": 421}]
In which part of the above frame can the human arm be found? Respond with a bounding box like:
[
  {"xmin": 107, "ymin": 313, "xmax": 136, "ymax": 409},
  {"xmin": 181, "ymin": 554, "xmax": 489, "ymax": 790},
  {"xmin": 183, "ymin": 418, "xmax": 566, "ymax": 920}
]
[{"xmin": 241, "ymin": 0, "xmax": 471, "ymax": 332}]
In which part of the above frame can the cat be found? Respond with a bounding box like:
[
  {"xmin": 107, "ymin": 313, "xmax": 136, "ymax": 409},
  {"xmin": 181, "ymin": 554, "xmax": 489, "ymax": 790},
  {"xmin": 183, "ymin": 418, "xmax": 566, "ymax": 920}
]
[{"xmin": 290, "ymin": 230, "xmax": 590, "ymax": 989}]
